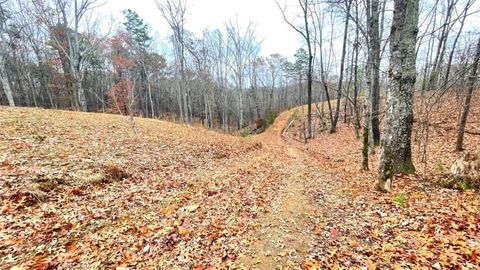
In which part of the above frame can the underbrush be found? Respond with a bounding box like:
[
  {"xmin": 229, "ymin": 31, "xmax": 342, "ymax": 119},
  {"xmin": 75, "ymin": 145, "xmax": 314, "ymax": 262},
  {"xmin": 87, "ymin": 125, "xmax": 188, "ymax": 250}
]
[
  {"xmin": 437, "ymin": 176, "xmax": 480, "ymax": 191},
  {"xmin": 241, "ymin": 111, "xmax": 279, "ymax": 136}
]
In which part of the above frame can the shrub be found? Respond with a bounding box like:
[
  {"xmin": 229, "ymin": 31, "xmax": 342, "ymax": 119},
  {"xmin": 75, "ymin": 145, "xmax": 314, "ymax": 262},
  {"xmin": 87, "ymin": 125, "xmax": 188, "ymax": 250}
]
[
  {"xmin": 255, "ymin": 118, "xmax": 267, "ymax": 130},
  {"xmin": 267, "ymin": 111, "xmax": 278, "ymax": 125},
  {"xmin": 438, "ymin": 177, "xmax": 479, "ymax": 191}
]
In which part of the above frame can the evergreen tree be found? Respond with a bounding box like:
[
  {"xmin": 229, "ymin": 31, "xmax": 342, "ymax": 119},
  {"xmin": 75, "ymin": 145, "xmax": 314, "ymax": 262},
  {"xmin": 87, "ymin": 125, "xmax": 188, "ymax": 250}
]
[{"xmin": 122, "ymin": 9, "xmax": 151, "ymax": 49}]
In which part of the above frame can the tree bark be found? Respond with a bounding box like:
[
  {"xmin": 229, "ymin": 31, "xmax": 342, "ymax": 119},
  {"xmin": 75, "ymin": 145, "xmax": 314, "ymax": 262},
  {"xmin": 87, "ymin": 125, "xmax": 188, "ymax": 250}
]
[
  {"xmin": 0, "ymin": 51, "xmax": 14, "ymax": 106},
  {"xmin": 456, "ymin": 37, "xmax": 480, "ymax": 151},
  {"xmin": 370, "ymin": 0, "xmax": 381, "ymax": 146},
  {"xmin": 379, "ymin": 0, "xmax": 419, "ymax": 192}
]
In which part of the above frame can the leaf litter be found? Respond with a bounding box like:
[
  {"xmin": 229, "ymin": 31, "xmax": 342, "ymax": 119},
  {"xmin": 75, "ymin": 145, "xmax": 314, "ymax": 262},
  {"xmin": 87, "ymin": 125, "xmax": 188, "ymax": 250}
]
[{"xmin": 1, "ymin": 93, "xmax": 479, "ymax": 269}]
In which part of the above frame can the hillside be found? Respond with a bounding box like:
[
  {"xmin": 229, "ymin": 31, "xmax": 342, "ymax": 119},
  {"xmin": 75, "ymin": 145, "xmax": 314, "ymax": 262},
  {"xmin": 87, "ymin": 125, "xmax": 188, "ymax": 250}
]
[
  {"xmin": 0, "ymin": 107, "xmax": 284, "ymax": 269},
  {"xmin": 1, "ymin": 102, "xmax": 479, "ymax": 269}
]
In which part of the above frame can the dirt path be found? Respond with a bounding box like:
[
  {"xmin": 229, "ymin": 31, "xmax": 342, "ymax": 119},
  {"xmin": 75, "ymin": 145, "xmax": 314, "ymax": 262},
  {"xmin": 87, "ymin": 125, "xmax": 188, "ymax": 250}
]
[
  {"xmin": 239, "ymin": 147, "xmax": 316, "ymax": 269},
  {"xmin": 239, "ymin": 110, "xmax": 320, "ymax": 269}
]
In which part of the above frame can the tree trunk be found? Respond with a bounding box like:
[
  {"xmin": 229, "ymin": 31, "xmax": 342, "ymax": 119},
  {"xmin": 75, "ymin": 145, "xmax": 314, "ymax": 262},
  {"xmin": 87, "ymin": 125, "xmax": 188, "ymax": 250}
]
[
  {"xmin": 74, "ymin": 70, "xmax": 87, "ymax": 111},
  {"xmin": 239, "ymin": 88, "xmax": 244, "ymax": 129},
  {"xmin": 306, "ymin": 54, "xmax": 313, "ymax": 138},
  {"xmin": 428, "ymin": 0, "xmax": 454, "ymax": 91},
  {"xmin": 147, "ymin": 74, "xmax": 155, "ymax": 118},
  {"xmin": 378, "ymin": 0, "xmax": 419, "ymax": 192},
  {"xmin": 331, "ymin": 0, "xmax": 352, "ymax": 133},
  {"xmin": 456, "ymin": 37, "xmax": 480, "ymax": 151},
  {"xmin": 362, "ymin": 12, "xmax": 373, "ymax": 170},
  {"xmin": 444, "ymin": 0, "xmax": 471, "ymax": 86},
  {"xmin": 353, "ymin": 2, "xmax": 360, "ymax": 139},
  {"xmin": 72, "ymin": 0, "xmax": 87, "ymax": 112},
  {"xmin": 304, "ymin": 1, "xmax": 313, "ymax": 139},
  {"xmin": 370, "ymin": 0, "xmax": 381, "ymax": 146},
  {"xmin": 0, "ymin": 52, "xmax": 14, "ymax": 106},
  {"xmin": 362, "ymin": 58, "xmax": 371, "ymax": 170}
]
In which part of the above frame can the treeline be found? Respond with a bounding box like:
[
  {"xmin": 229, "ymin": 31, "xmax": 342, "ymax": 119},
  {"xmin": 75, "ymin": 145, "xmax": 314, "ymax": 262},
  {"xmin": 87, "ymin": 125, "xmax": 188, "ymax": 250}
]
[{"xmin": 0, "ymin": 0, "xmax": 322, "ymax": 131}]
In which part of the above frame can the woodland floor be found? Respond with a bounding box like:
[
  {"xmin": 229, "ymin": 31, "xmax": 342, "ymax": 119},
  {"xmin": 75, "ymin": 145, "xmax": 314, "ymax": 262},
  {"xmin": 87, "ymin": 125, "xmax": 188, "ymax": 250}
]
[{"xmin": 1, "ymin": 94, "xmax": 479, "ymax": 269}]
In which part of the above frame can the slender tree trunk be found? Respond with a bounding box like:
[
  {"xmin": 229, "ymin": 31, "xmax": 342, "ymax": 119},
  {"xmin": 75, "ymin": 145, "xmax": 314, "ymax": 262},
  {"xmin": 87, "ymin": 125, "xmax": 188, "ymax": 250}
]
[
  {"xmin": 204, "ymin": 88, "xmax": 209, "ymax": 127},
  {"xmin": 306, "ymin": 52, "xmax": 313, "ymax": 139},
  {"xmin": 331, "ymin": 0, "xmax": 352, "ymax": 133},
  {"xmin": 363, "ymin": 0, "xmax": 376, "ymax": 168},
  {"xmin": 370, "ymin": 0, "xmax": 381, "ymax": 146},
  {"xmin": 344, "ymin": 60, "xmax": 352, "ymax": 124},
  {"xmin": 298, "ymin": 73, "xmax": 303, "ymax": 106},
  {"xmin": 353, "ymin": 51, "xmax": 360, "ymax": 138},
  {"xmin": 353, "ymin": 2, "xmax": 360, "ymax": 139},
  {"xmin": 362, "ymin": 7, "xmax": 373, "ymax": 169},
  {"xmin": 74, "ymin": 71, "xmax": 87, "ymax": 111},
  {"xmin": 147, "ymin": 74, "xmax": 154, "ymax": 118},
  {"xmin": 176, "ymin": 78, "xmax": 184, "ymax": 122},
  {"xmin": 428, "ymin": 0, "xmax": 454, "ymax": 91},
  {"xmin": 304, "ymin": 1, "xmax": 313, "ymax": 139},
  {"xmin": 317, "ymin": 17, "xmax": 334, "ymax": 129},
  {"xmin": 444, "ymin": 0, "xmax": 471, "ymax": 86},
  {"xmin": 456, "ymin": 37, "xmax": 480, "ymax": 151},
  {"xmin": 239, "ymin": 86, "xmax": 244, "ymax": 129},
  {"xmin": 362, "ymin": 58, "xmax": 371, "ymax": 170},
  {"xmin": 379, "ymin": 0, "xmax": 419, "ymax": 192}
]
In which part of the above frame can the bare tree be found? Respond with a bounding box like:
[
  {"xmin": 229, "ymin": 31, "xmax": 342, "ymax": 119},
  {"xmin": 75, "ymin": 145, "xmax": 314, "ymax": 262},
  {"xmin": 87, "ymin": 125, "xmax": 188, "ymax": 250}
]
[
  {"xmin": 204, "ymin": 29, "xmax": 230, "ymax": 130},
  {"xmin": 415, "ymin": 0, "xmax": 476, "ymax": 170},
  {"xmin": 226, "ymin": 20, "xmax": 259, "ymax": 129},
  {"xmin": 277, "ymin": 0, "xmax": 314, "ymax": 139},
  {"xmin": 456, "ymin": 37, "xmax": 480, "ymax": 151},
  {"xmin": 53, "ymin": 0, "xmax": 101, "ymax": 111},
  {"xmin": 157, "ymin": 0, "xmax": 189, "ymax": 123},
  {"xmin": 331, "ymin": 0, "xmax": 352, "ymax": 133}
]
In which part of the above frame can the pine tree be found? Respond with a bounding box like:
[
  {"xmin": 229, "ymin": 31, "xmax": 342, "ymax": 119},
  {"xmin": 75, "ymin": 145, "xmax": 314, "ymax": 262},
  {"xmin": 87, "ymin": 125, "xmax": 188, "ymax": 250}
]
[{"xmin": 122, "ymin": 9, "xmax": 152, "ymax": 49}]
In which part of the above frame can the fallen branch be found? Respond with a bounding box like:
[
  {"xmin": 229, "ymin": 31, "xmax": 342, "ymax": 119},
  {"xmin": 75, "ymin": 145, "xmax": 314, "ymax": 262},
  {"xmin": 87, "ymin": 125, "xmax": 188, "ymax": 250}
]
[
  {"xmin": 428, "ymin": 122, "xmax": 480, "ymax": 135},
  {"xmin": 283, "ymin": 118, "xmax": 295, "ymax": 135}
]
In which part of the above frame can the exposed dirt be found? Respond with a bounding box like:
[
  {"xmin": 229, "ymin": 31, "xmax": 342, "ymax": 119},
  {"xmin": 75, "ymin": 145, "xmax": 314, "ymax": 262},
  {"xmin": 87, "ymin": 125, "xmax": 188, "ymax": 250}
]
[{"xmin": 238, "ymin": 146, "xmax": 316, "ymax": 269}]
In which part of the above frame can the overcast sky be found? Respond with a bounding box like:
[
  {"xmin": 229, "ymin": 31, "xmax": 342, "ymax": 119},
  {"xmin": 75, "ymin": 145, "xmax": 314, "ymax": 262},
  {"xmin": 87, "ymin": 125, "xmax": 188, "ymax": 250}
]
[
  {"xmin": 101, "ymin": 0, "xmax": 302, "ymax": 58},
  {"xmin": 100, "ymin": 0, "xmax": 480, "ymax": 63}
]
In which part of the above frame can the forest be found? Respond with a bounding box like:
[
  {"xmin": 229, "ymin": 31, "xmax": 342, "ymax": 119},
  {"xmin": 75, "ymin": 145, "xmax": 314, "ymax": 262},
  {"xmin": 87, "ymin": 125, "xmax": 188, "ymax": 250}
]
[{"xmin": 1, "ymin": 0, "xmax": 480, "ymax": 269}]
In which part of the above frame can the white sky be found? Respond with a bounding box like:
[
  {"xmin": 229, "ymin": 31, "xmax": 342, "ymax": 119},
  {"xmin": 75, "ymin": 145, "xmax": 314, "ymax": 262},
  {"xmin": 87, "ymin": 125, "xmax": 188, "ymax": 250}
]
[
  {"xmin": 100, "ymin": 0, "xmax": 480, "ymax": 65},
  {"xmin": 101, "ymin": 0, "xmax": 302, "ymax": 58}
]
